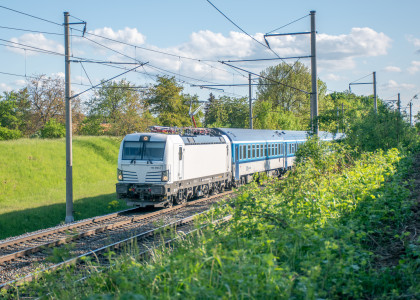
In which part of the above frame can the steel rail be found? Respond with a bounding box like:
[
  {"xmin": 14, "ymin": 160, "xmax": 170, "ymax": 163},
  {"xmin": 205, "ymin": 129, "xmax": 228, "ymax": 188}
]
[
  {"xmin": 0, "ymin": 191, "xmax": 233, "ymax": 264},
  {"xmin": 0, "ymin": 207, "xmax": 139, "ymax": 250},
  {"xmin": 0, "ymin": 207, "xmax": 233, "ymax": 291}
]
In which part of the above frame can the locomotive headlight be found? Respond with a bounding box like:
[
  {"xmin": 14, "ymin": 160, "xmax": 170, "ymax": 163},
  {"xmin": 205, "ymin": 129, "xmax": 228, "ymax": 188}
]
[
  {"xmin": 161, "ymin": 170, "xmax": 169, "ymax": 182},
  {"xmin": 117, "ymin": 169, "xmax": 123, "ymax": 181}
]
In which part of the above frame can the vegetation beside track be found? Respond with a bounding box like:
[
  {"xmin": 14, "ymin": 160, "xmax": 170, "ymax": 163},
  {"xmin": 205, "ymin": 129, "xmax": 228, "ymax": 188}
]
[
  {"xmin": 15, "ymin": 138, "xmax": 419, "ymax": 299},
  {"xmin": 0, "ymin": 136, "xmax": 127, "ymax": 239}
]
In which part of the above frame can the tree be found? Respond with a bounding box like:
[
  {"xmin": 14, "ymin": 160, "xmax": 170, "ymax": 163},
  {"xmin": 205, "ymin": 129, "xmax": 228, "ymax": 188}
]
[
  {"xmin": 256, "ymin": 62, "xmax": 327, "ymax": 130},
  {"xmin": 86, "ymin": 79, "xmax": 153, "ymax": 136},
  {"xmin": 204, "ymin": 95, "xmax": 248, "ymax": 128},
  {"xmin": 0, "ymin": 90, "xmax": 31, "ymax": 135},
  {"xmin": 253, "ymin": 100, "xmax": 302, "ymax": 130},
  {"xmin": 24, "ymin": 75, "xmax": 82, "ymax": 135},
  {"xmin": 146, "ymin": 76, "xmax": 191, "ymax": 127},
  {"xmin": 204, "ymin": 94, "xmax": 228, "ymax": 127},
  {"xmin": 345, "ymin": 103, "xmax": 418, "ymax": 152},
  {"xmin": 0, "ymin": 92, "xmax": 22, "ymax": 130}
]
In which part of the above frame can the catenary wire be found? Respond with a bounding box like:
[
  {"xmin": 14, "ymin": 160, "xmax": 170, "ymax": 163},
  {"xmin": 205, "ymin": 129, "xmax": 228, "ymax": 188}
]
[
  {"xmin": 266, "ymin": 14, "xmax": 310, "ymax": 34},
  {"xmin": 0, "ymin": 25, "xmax": 63, "ymax": 36},
  {"xmin": 0, "ymin": 5, "xmax": 62, "ymax": 27},
  {"xmin": 0, "ymin": 5, "xmax": 249, "ymax": 82}
]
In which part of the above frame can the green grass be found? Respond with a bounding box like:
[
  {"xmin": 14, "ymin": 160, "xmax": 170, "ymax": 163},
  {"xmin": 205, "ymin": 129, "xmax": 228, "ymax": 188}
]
[{"xmin": 0, "ymin": 136, "xmax": 128, "ymax": 239}]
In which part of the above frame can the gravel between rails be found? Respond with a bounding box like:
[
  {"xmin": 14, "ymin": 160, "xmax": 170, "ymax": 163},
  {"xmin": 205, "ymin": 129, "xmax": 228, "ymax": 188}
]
[{"xmin": 0, "ymin": 191, "xmax": 232, "ymax": 286}]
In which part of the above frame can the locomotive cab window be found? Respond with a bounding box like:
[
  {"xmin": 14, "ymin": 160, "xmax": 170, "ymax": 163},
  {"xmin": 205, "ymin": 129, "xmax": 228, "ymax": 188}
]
[{"xmin": 122, "ymin": 141, "xmax": 165, "ymax": 161}]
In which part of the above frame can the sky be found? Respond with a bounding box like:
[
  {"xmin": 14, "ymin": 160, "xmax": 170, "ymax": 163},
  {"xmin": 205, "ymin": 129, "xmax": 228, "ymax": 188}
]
[{"xmin": 0, "ymin": 0, "xmax": 419, "ymax": 118}]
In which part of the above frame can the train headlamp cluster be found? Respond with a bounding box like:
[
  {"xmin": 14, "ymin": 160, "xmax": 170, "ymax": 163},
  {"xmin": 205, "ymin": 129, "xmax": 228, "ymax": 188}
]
[
  {"xmin": 117, "ymin": 169, "xmax": 123, "ymax": 181},
  {"xmin": 161, "ymin": 170, "xmax": 169, "ymax": 182}
]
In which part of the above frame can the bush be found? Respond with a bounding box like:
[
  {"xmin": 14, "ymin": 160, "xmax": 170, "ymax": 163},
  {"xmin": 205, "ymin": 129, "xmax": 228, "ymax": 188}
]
[
  {"xmin": 0, "ymin": 126, "xmax": 22, "ymax": 140},
  {"xmin": 345, "ymin": 107, "xmax": 420, "ymax": 152},
  {"xmin": 78, "ymin": 116, "xmax": 104, "ymax": 136},
  {"xmin": 39, "ymin": 119, "xmax": 66, "ymax": 138}
]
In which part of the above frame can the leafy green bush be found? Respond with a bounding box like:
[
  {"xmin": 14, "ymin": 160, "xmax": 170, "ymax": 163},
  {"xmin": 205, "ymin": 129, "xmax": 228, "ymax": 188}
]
[
  {"xmin": 21, "ymin": 146, "xmax": 418, "ymax": 299},
  {"xmin": 345, "ymin": 106, "xmax": 420, "ymax": 153},
  {"xmin": 78, "ymin": 116, "xmax": 104, "ymax": 136},
  {"xmin": 0, "ymin": 125, "xmax": 22, "ymax": 140},
  {"xmin": 39, "ymin": 119, "xmax": 65, "ymax": 138}
]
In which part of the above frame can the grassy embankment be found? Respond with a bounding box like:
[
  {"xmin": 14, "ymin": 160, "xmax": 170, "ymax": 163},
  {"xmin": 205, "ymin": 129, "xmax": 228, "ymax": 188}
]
[
  {"xmin": 0, "ymin": 136, "xmax": 127, "ymax": 240},
  {"xmin": 14, "ymin": 139, "xmax": 419, "ymax": 299}
]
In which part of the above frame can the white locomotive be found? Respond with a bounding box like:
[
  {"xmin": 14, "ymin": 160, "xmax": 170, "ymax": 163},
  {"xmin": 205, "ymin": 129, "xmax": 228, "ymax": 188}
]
[{"xmin": 116, "ymin": 127, "xmax": 340, "ymax": 207}]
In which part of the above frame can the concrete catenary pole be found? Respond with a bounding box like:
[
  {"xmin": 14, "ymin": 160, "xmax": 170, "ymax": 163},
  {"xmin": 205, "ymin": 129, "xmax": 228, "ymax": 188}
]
[
  {"xmin": 410, "ymin": 101, "xmax": 413, "ymax": 126},
  {"xmin": 310, "ymin": 11, "xmax": 318, "ymax": 135},
  {"xmin": 64, "ymin": 12, "xmax": 74, "ymax": 223},
  {"xmin": 249, "ymin": 73, "xmax": 253, "ymax": 129},
  {"xmin": 373, "ymin": 71, "xmax": 377, "ymax": 113},
  {"xmin": 397, "ymin": 93, "xmax": 401, "ymax": 114}
]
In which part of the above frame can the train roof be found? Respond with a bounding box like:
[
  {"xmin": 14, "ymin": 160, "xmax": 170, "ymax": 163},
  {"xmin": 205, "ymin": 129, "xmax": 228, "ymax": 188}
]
[
  {"xmin": 181, "ymin": 135, "xmax": 226, "ymax": 145},
  {"xmin": 123, "ymin": 132, "xmax": 168, "ymax": 142},
  {"xmin": 214, "ymin": 128, "xmax": 343, "ymax": 143}
]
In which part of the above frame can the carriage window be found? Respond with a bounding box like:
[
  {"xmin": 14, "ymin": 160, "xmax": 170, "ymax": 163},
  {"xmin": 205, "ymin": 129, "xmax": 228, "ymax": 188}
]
[
  {"xmin": 256, "ymin": 144, "xmax": 260, "ymax": 158},
  {"xmin": 275, "ymin": 144, "xmax": 278, "ymax": 155},
  {"xmin": 248, "ymin": 145, "xmax": 251, "ymax": 159}
]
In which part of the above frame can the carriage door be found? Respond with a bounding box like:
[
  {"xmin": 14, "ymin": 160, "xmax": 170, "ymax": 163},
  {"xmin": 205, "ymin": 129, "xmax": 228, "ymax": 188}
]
[{"xmin": 176, "ymin": 145, "xmax": 184, "ymax": 180}]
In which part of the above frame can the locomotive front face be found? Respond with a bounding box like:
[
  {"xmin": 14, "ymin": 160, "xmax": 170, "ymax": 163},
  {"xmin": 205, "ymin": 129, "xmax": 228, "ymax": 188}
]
[{"xmin": 116, "ymin": 133, "xmax": 173, "ymax": 207}]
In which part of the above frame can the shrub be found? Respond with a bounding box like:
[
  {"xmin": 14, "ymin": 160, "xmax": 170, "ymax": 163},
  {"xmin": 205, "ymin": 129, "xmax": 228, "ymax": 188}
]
[
  {"xmin": 345, "ymin": 107, "xmax": 420, "ymax": 152},
  {"xmin": 39, "ymin": 119, "xmax": 66, "ymax": 138},
  {"xmin": 78, "ymin": 116, "xmax": 104, "ymax": 136},
  {"xmin": 0, "ymin": 125, "xmax": 22, "ymax": 140}
]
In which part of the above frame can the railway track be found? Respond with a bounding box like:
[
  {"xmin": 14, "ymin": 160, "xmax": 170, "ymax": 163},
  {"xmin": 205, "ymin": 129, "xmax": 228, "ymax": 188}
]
[{"xmin": 0, "ymin": 190, "xmax": 233, "ymax": 289}]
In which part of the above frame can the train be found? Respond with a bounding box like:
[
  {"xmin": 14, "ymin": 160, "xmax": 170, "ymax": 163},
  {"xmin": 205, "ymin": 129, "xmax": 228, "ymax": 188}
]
[{"xmin": 116, "ymin": 127, "xmax": 342, "ymax": 207}]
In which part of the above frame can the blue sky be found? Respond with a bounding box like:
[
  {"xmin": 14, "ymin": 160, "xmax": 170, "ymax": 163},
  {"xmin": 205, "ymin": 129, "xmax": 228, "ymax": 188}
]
[{"xmin": 0, "ymin": 0, "xmax": 419, "ymax": 117}]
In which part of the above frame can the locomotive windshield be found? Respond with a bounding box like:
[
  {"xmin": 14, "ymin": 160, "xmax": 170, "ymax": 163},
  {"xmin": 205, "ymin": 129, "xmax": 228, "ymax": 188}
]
[{"xmin": 122, "ymin": 141, "xmax": 165, "ymax": 161}]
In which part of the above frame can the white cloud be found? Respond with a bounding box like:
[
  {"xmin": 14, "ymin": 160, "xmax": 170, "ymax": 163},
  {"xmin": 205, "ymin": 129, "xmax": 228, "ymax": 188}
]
[
  {"xmin": 407, "ymin": 61, "xmax": 420, "ymax": 74},
  {"xmin": 384, "ymin": 66, "xmax": 401, "ymax": 72},
  {"xmin": 323, "ymin": 73, "xmax": 342, "ymax": 81},
  {"xmin": 8, "ymin": 33, "xmax": 64, "ymax": 56},
  {"xmin": 79, "ymin": 27, "xmax": 146, "ymax": 54},
  {"xmin": 179, "ymin": 30, "xmax": 256, "ymax": 59},
  {"xmin": 74, "ymin": 75, "xmax": 91, "ymax": 86},
  {"xmin": 14, "ymin": 79, "xmax": 26, "ymax": 86},
  {"xmin": 54, "ymin": 26, "xmax": 393, "ymax": 85},
  {"xmin": 318, "ymin": 28, "xmax": 391, "ymax": 60},
  {"xmin": 52, "ymin": 72, "xmax": 65, "ymax": 79},
  {"xmin": 0, "ymin": 83, "xmax": 12, "ymax": 92},
  {"xmin": 382, "ymin": 79, "xmax": 415, "ymax": 90},
  {"xmin": 407, "ymin": 35, "xmax": 420, "ymax": 47}
]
